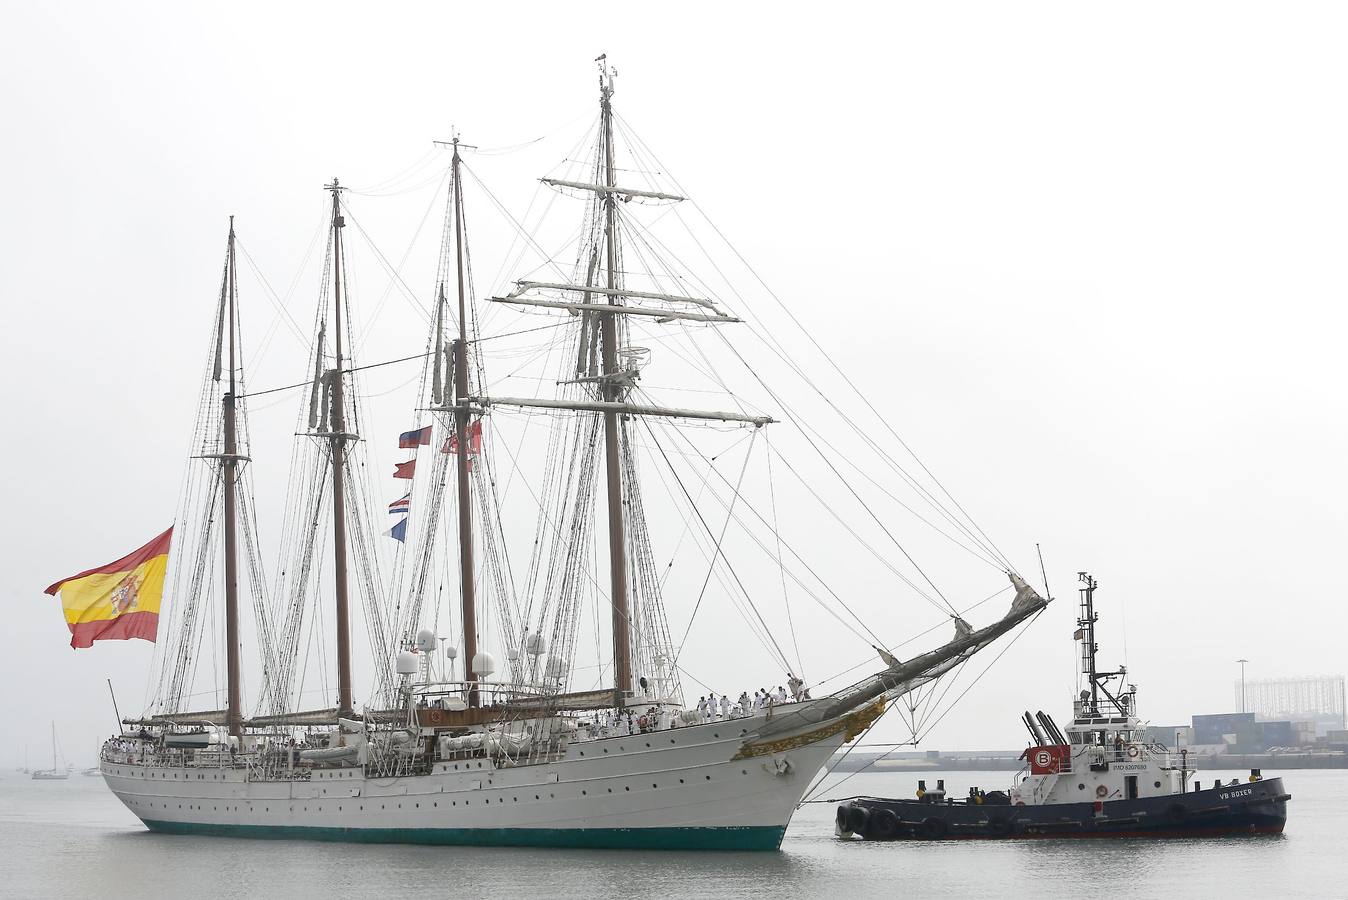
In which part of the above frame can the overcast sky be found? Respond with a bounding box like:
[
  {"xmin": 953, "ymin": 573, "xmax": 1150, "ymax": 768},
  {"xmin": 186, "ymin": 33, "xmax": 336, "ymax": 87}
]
[{"xmin": 2, "ymin": 2, "xmax": 1345, "ymax": 767}]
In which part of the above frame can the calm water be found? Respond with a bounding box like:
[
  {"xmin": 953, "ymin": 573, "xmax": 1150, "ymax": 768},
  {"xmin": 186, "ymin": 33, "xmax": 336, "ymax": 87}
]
[{"xmin": 1, "ymin": 769, "xmax": 1344, "ymax": 898}]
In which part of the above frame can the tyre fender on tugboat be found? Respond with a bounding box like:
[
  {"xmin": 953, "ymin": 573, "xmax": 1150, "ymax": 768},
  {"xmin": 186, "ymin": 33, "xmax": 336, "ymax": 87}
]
[
  {"xmin": 869, "ymin": 809, "xmax": 901, "ymax": 840},
  {"xmin": 844, "ymin": 803, "xmax": 870, "ymax": 836}
]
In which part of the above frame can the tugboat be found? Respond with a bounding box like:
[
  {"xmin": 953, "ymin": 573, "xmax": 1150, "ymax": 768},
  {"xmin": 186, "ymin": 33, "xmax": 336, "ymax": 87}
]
[{"xmin": 837, "ymin": 573, "xmax": 1290, "ymax": 840}]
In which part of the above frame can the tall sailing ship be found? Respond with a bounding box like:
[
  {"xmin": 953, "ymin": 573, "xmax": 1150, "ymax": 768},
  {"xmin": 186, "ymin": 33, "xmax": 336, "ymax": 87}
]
[{"xmin": 85, "ymin": 60, "xmax": 1048, "ymax": 849}]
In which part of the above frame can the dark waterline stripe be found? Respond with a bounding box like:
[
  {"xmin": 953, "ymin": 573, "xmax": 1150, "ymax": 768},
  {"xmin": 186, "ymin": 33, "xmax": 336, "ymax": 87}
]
[{"xmin": 141, "ymin": 819, "xmax": 787, "ymax": 851}]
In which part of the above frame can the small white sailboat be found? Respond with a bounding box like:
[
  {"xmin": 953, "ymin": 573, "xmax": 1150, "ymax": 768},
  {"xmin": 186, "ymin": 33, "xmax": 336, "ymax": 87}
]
[{"xmin": 31, "ymin": 723, "xmax": 69, "ymax": 781}]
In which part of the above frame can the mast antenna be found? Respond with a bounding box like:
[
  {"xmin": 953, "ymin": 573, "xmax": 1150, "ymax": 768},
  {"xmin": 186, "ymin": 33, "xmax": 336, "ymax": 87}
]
[
  {"xmin": 433, "ymin": 132, "xmax": 479, "ymax": 153},
  {"xmin": 597, "ymin": 54, "xmax": 617, "ymax": 95}
]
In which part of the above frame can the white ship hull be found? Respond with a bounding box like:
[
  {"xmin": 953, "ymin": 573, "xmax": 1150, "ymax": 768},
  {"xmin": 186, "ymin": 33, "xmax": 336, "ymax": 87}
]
[{"xmin": 103, "ymin": 708, "xmax": 866, "ymax": 850}]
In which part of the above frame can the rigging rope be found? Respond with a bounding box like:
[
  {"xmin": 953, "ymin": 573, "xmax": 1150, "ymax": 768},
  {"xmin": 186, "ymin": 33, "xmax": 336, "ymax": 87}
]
[
  {"xmin": 802, "ymin": 608, "xmax": 1044, "ymax": 803},
  {"xmin": 641, "ymin": 420, "xmax": 790, "ymax": 673},
  {"xmin": 614, "ymin": 111, "xmax": 1018, "ymax": 575},
  {"xmin": 670, "ymin": 429, "xmax": 759, "ymax": 664},
  {"xmin": 764, "ymin": 431, "xmax": 805, "ymax": 678}
]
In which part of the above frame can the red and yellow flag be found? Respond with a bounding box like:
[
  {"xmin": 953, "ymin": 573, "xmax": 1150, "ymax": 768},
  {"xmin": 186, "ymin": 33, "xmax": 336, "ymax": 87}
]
[{"xmin": 44, "ymin": 527, "xmax": 172, "ymax": 649}]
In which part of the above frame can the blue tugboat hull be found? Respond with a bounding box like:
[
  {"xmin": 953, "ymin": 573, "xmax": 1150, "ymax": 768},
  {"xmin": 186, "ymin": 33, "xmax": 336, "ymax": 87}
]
[{"xmin": 837, "ymin": 777, "xmax": 1289, "ymax": 841}]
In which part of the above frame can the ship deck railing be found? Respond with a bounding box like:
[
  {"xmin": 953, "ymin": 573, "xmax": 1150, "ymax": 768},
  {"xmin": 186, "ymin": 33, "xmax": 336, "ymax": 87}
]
[{"xmin": 100, "ymin": 742, "xmax": 248, "ymax": 771}]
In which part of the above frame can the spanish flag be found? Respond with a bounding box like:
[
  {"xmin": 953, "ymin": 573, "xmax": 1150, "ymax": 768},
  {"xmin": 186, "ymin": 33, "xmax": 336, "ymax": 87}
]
[{"xmin": 44, "ymin": 527, "xmax": 172, "ymax": 649}]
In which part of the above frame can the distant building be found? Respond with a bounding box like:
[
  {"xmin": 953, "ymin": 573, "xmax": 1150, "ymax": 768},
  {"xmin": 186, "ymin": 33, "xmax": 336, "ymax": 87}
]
[
  {"xmin": 1194, "ymin": 712, "xmax": 1257, "ymax": 750},
  {"xmin": 1237, "ymin": 675, "xmax": 1346, "ymax": 735},
  {"xmin": 1142, "ymin": 724, "xmax": 1192, "ymax": 748},
  {"xmin": 1191, "ymin": 712, "xmax": 1306, "ymax": 753}
]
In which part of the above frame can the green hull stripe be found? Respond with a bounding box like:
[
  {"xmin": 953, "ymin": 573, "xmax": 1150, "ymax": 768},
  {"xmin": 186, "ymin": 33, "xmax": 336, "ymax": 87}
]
[{"xmin": 141, "ymin": 819, "xmax": 786, "ymax": 851}]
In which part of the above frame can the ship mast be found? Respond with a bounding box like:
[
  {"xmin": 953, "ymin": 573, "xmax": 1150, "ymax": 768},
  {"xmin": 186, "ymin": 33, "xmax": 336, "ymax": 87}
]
[
  {"xmin": 481, "ymin": 59, "xmax": 766, "ymax": 704},
  {"xmin": 326, "ymin": 181, "xmax": 355, "ymax": 718},
  {"xmin": 222, "ymin": 218, "xmax": 243, "ymax": 737},
  {"xmin": 597, "ymin": 62, "xmax": 633, "ymax": 701},
  {"xmin": 1078, "ymin": 572, "xmax": 1099, "ymax": 714},
  {"xmin": 448, "ymin": 140, "xmax": 481, "ymax": 708}
]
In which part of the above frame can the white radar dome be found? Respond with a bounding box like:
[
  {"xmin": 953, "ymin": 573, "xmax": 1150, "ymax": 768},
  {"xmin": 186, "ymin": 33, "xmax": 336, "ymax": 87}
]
[
  {"xmin": 525, "ymin": 633, "xmax": 547, "ymax": 656},
  {"xmin": 415, "ymin": 629, "xmax": 438, "ymax": 653},
  {"xmin": 445, "ymin": 645, "xmax": 458, "ymax": 659},
  {"xmin": 544, "ymin": 656, "xmax": 568, "ymax": 679},
  {"xmin": 472, "ymin": 651, "xmax": 497, "ymax": 678},
  {"xmin": 395, "ymin": 651, "xmax": 419, "ymax": 676}
]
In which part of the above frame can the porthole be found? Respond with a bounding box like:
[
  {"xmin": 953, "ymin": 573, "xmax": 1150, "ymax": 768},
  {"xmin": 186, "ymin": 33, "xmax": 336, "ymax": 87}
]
[
  {"xmin": 1078, "ymin": 784, "xmax": 1085, "ymax": 790},
  {"xmin": 624, "ymin": 786, "xmax": 630, "ymax": 791},
  {"xmin": 1154, "ymin": 781, "xmax": 1162, "ymax": 788}
]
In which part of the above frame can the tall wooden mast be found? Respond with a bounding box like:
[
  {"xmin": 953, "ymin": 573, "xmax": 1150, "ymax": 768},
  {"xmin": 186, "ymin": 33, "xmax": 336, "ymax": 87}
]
[
  {"xmin": 326, "ymin": 180, "xmax": 355, "ymax": 717},
  {"xmin": 222, "ymin": 217, "xmax": 242, "ymax": 738},
  {"xmin": 598, "ymin": 62, "xmax": 633, "ymax": 700},
  {"xmin": 449, "ymin": 140, "xmax": 481, "ymax": 707}
]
